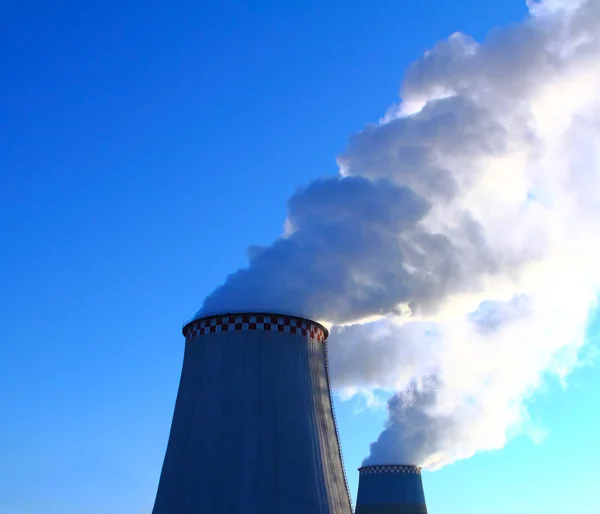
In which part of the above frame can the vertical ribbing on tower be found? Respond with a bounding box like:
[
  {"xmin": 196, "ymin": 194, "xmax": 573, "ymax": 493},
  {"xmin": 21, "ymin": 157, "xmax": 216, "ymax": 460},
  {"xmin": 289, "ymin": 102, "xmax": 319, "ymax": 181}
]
[{"xmin": 151, "ymin": 312, "xmax": 353, "ymax": 514}]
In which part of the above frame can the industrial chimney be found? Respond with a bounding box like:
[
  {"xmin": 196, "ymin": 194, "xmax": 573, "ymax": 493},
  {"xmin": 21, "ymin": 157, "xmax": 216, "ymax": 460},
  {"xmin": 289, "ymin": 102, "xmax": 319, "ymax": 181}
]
[
  {"xmin": 355, "ymin": 465, "xmax": 428, "ymax": 514},
  {"xmin": 152, "ymin": 312, "xmax": 353, "ymax": 514}
]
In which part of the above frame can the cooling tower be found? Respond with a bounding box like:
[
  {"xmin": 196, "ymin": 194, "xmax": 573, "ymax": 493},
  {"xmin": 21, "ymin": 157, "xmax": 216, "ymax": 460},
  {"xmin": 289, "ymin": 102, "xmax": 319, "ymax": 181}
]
[
  {"xmin": 151, "ymin": 312, "xmax": 352, "ymax": 514},
  {"xmin": 355, "ymin": 465, "xmax": 428, "ymax": 514}
]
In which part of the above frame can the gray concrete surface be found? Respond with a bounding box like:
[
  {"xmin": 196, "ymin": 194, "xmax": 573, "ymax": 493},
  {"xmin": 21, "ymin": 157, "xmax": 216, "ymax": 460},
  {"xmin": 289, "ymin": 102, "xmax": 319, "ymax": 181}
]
[
  {"xmin": 152, "ymin": 326, "xmax": 352, "ymax": 514},
  {"xmin": 355, "ymin": 467, "xmax": 428, "ymax": 514}
]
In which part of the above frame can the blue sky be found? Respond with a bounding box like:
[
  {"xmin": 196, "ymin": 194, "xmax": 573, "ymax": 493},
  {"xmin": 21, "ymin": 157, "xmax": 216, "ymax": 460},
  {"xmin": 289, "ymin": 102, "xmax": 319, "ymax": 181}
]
[{"xmin": 1, "ymin": 1, "xmax": 599, "ymax": 513}]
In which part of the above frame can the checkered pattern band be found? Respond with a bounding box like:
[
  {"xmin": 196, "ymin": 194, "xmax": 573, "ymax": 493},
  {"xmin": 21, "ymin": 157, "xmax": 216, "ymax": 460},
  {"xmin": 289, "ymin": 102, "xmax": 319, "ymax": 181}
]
[
  {"xmin": 359, "ymin": 465, "xmax": 421, "ymax": 475},
  {"xmin": 183, "ymin": 313, "xmax": 327, "ymax": 343}
]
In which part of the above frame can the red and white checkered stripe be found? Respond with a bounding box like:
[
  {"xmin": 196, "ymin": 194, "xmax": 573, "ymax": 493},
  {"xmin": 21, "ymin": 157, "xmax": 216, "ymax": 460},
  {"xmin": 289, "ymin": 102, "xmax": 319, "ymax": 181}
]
[
  {"xmin": 183, "ymin": 314, "xmax": 327, "ymax": 343},
  {"xmin": 358, "ymin": 465, "xmax": 421, "ymax": 475}
]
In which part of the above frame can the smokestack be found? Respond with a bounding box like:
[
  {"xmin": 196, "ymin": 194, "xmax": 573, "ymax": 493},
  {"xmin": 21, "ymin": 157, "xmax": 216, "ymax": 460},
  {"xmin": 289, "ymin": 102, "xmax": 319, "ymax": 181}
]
[
  {"xmin": 355, "ymin": 465, "xmax": 428, "ymax": 514},
  {"xmin": 152, "ymin": 312, "xmax": 352, "ymax": 514}
]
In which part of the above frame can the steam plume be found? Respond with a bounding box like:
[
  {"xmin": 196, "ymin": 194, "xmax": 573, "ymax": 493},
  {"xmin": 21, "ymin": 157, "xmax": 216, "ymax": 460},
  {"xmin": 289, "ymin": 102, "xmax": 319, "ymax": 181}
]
[{"xmin": 199, "ymin": 0, "xmax": 600, "ymax": 469}]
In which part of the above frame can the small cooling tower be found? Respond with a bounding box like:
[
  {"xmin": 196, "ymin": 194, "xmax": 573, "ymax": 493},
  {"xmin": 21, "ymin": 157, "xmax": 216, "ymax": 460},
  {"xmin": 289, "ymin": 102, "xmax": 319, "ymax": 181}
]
[
  {"xmin": 355, "ymin": 465, "xmax": 428, "ymax": 514},
  {"xmin": 151, "ymin": 312, "xmax": 352, "ymax": 514}
]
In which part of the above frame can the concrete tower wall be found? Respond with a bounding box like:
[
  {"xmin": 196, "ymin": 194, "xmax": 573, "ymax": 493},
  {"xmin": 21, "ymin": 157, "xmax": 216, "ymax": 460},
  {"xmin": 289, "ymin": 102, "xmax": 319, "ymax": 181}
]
[
  {"xmin": 152, "ymin": 313, "xmax": 352, "ymax": 514},
  {"xmin": 355, "ymin": 465, "xmax": 428, "ymax": 514}
]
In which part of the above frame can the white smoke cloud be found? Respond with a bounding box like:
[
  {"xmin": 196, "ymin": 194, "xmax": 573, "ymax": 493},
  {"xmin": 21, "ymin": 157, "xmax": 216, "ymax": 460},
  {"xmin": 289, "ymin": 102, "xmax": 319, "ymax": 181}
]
[{"xmin": 199, "ymin": 0, "xmax": 600, "ymax": 469}]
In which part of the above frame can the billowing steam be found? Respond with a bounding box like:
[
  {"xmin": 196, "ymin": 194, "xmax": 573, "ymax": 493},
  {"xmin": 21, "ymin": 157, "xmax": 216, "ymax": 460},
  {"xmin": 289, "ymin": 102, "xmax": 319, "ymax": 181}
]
[{"xmin": 199, "ymin": 0, "xmax": 600, "ymax": 470}]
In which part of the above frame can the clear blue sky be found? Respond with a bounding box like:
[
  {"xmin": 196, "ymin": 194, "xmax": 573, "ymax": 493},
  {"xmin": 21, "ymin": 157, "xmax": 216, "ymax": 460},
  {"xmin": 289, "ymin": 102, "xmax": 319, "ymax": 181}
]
[{"xmin": 1, "ymin": 1, "xmax": 599, "ymax": 513}]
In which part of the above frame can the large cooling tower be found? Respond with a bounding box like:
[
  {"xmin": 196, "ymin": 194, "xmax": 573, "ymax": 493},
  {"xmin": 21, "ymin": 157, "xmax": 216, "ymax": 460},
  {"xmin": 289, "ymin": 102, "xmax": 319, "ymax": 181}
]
[
  {"xmin": 355, "ymin": 465, "xmax": 428, "ymax": 514},
  {"xmin": 152, "ymin": 312, "xmax": 353, "ymax": 514}
]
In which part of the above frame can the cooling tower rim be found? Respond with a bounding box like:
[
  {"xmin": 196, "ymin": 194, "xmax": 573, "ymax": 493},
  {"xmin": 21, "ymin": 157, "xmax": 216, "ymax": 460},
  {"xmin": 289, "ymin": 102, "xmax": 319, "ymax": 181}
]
[
  {"xmin": 182, "ymin": 311, "xmax": 329, "ymax": 340},
  {"xmin": 358, "ymin": 464, "xmax": 422, "ymax": 475}
]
